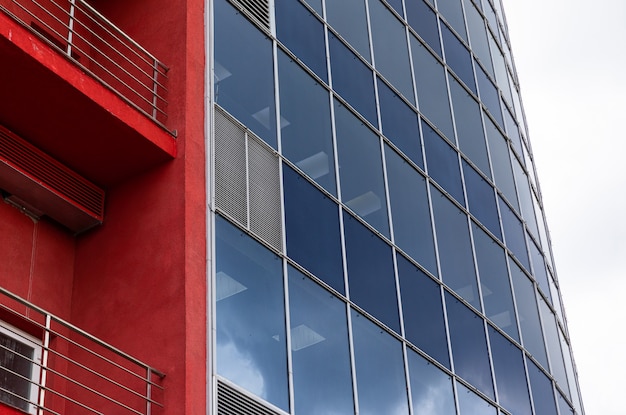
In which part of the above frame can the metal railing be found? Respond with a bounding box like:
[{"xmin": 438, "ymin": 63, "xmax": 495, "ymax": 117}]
[
  {"xmin": 0, "ymin": 0, "xmax": 171, "ymax": 132},
  {"xmin": 0, "ymin": 286, "xmax": 165, "ymax": 415}
]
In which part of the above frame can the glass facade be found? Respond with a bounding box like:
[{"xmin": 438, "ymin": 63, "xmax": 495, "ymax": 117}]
[{"xmin": 211, "ymin": 0, "xmax": 584, "ymax": 414}]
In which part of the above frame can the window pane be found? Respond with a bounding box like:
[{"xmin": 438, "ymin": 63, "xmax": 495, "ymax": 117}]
[
  {"xmin": 539, "ymin": 298, "xmax": 570, "ymax": 398},
  {"xmin": 369, "ymin": 0, "xmax": 415, "ymax": 104},
  {"xmin": 215, "ymin": 216, "xmax": 288, "ymax": 410},
  {"xmin": 456, "ymin": 382, "xmax": 498, "ymax": 415},
  {"xmin": 464, "ymin": 0, "xmax": 492, "ymax": 76},
  {"xmin": 442, "ymin": 26, "xmax": 476, "ymax": 94},
  {"xmin": 558, "ymin": 392, "xmax": 575, "ymax": 415},
  {"xmin": 464, "ymin": 162, "xmax": 500, "ymax": 239},
  {"xmin": 343, "ymin": 212, "xmax": 399, "ymax": 332},
  {"xmin": 406, "ymin": 0, "xmax": 442, "ymax": 57},
  {"xmin": 512, "ymin": 157, "xmax": 539, "ymax": 238},
  {"xmin": 288, "ymin": 267, "xmax": 354, "ymax": 415},
  {"xmin": 329, "ymin": 34, "xmax": 378, "ymax": 126},
  {"xmin": 499, "ymin": 197, "xmax": 530, "ymax": 270},
  {"xmin": 437, "ymin": 0, "xmax": 468, "ymax": 41},
  {"xmin": 275, "ymin": 0, "xmax": 327, "ymax": 82},
  {"xmin": 407, "ymin": 349, "xmax": 456, "ymax": 415},
  {"xmin": 278, "ymin": 51, "xmax": 336, "ymax": 194},
  {"xmin": 214, "ymin": 0, "xmax": 277, "ymax": 147},
  {"xmin": 527, "ymin": 359, "xmax": 558, "ymax": 415},
  {"xmin": 385, "ymin": 145, "xmax": 437, "ymax": 274},
  {"xmin": 326, "ymin": 0, "xmax": 371, "ymax": 61},
  {"xmin": 283, "ymin": 165, "xmax": 344, "ymax": 293},
  {"xmin": 378, "ymin": 78, "xmax": 423, "ymax": 168},
  {"xmin": 398, "ymin": 254, "xmax": 449, "ymax": 368},
  {"xmin": 472, "ymin": 224, "xmax": 517, "ymax": 340},
  {"xmin": 411, "ymin": 37, "xmax": 455, "ymax": 139},
  {"xmin": 488, "ymin": 327, "xmax": 532, "ymax": 415},
  {"xmin": 335, "ymin": 100, "xmax": 389, "ymax": 236},
  {"xmin": 0, "ymin": 333, "xmax": 34, "ymax": 411},
  {"xmin": 446, "ymin": 292, "xmax": 494, "ymax": 398},
  {"xmin": 485, "ymin": 118, "xmax": 518, "ymax": 211},
  {"xmin": 510, "ymin": 260, "xmax": 548, "ymax": 369},
  {"xmin": 529, "ymin": 239, "xmax": 550, "ymax": 302},
  {"xmin": 351, "ymin": 311, "xmax": 410, "ymax": 415},
  {"xmin": 433, "ymin": 191, "xmax": 480, "ymax": 309},
  {"xmin": 477, "ymin": 66, "xmax": 503, "ymax": 128},
  {"xmin": 449, "ymin": 77, "xmax": 490, "ymax": 176},
  {"xmin": 423, "ymin": 121, "xmax": 464, "ymax": 205}
]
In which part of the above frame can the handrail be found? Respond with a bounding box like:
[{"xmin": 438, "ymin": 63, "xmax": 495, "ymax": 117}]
[
  {"xmin": 0, "ymin": 286, "xmax": 165, "ymax": 415},
  {"xmin": 0, "ymin": 0, "xmax": 172, "ymax": 134}
]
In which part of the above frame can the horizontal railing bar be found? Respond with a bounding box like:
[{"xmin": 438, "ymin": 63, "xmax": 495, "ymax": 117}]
[{"xmin": 0, "ymin": 287, "xmax": 165, "ymax": 378}]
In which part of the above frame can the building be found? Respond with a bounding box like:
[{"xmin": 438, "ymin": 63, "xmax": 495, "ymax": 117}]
[{"xmin": 0, "ymin": 0, "xmax": 584, "ymax": 414}]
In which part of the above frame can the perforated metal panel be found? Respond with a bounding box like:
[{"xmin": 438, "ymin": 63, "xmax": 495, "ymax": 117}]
[
  {"xmin": 214, "ymin": 106, "xmax": 283, "ymax": 251},
  {"xmin": 217, "ymin": 380, "xmax": 282, "ymax": 415},
  {"xmin": 215, "ymin": 109, "xmax": 248, "ymax": 227},
  {"xmin": 230, "ymin": 0, "xmax": 271, "ymax": 31}
]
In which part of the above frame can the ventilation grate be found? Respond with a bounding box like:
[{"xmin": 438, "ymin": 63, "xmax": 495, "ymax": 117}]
[
  {"xmin": 230, "ymin": 0, "xmax": 271, "ymax": 31},
  {"xmin": 214, "ymin": 106, "xmax": 282, "ymax": 251},
  {"xmin": 0, "ymin": 124, "xmax": 104, "ymax": 233},
  {"xmin": 217, "ymin": 380, "xmax": 282, "ymax": 415}
]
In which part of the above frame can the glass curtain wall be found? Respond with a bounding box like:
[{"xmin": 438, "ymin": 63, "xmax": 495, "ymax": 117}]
[{"xmin": 211, "ymin": 0, "xmax": 584, "ymax": 414}]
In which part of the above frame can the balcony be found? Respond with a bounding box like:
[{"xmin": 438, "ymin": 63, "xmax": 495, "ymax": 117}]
[
  {"xmin": 0, "ymin": 287, "xmax": 165, "ymax": 415},
  {"xmin": 0, "ymin": 0, "xmax": 176, "ymax": 186}
]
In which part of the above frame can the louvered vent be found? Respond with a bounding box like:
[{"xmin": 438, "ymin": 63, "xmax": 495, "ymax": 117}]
[
  {"xmin": 230, "ymin": 0, "xmax": 271, "ymax": 31},
  {"xmin": 214, "ymin": 106, "xmax": 282, "ymax": 251},
  {"xmin": 0, "ymin": 124, "xmax": 104, "ymax": 233},
  {"xmin": 217, "ymin": 380, "xmax": 282, "ymax": 415}
]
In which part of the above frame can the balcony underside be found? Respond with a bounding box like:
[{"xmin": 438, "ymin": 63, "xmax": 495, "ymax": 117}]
[{"xmin": 0, "ymin": 13, "xmax": 176, "ymax": 187}]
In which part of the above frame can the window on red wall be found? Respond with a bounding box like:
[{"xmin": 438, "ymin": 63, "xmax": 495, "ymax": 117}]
[{"xmin": 0, "ymin": 323, "xmax": 41, "ymax": 414}]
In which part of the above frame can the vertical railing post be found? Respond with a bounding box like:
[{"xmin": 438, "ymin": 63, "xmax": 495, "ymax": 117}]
[
  {"xmin": 66, "ymin": 0, "xmax": 76, "ymax": 57},
  {"xmin": 152, "ymin": 59, "xmax": 159, "ymax": 120},
  {"xmin": 146, "ymin": 368, "xmax": 152, "ymax": 415},
  {"xmin": 37, "ymin": 314, "xmax": 51, "ymax": 415}
]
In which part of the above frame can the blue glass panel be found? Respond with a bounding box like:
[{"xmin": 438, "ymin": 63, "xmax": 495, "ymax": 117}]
[
  {"xmin": 385, "ymin": 0, "xmax": 404, "ymax": 16},
  {"xmin": 488, "ymin": 327, "xmax": 532, "ymax": 415},
  {"xmin": 215, "ymin": 216, "xmax": 288, "ymax": 410},
  {"xmin": 512, "ymin": 157, "xmax": 539, "ymax": 237},
  {"xmin": 411, "ymin": 37, "xmax": 455, "ymax": 139},
  {"xmin": 463, "ymin": 162, "xmax": 500, "ymax": 239},
  {"xmin": 499, "ymin": 197, "xmax": 530, "ymax": 270},
  {"xmin": 422, "ymin": 121, "xmax": 464, "ymax": 205},
  {"xmin": 385, "ymin": 146, "xmax": 437, "ymax": 274},
  {"xmin": 464, "ymin": 0, "xmax": 493, "ymax": 75},
  {"xmin": 397, "ymin": 254, "xmax": 449, "ymax": 367},
  {"xmin": 343, "ymin": 212, "xmax": 399, "ymax": 332},
  {"xmin": 456, "ymin": 382, "xmax": 498, "ymax": 415},
  {"xmin": 539, "ymin": 298, "xmax": 570, "ymax": 398},
  {"xmin": 335, "ymin": 101, "xmax": 389, "ymax": 236},
  {"xmin": 442, "ymin": 25, "xmax": 476, "ymax": 94},
  {"xmin": 448, "ymin": 76, "xmax": 490, "ymax": 176},
  {"xmin": 407, "ymin": 350, "xmax": 456, "ymax": 415},
  {"xmin": 433, "ymin": 190, "xmax": 480, "ymax": 309},
  {"xmin": 558, "ymin": 392, "xmax": 574, "ymax": 415},
  {"xmin": 214, "ymin": 0, "xmax": 277, "ymax": 147},
  {"xmin": 472, "ymin": 224, "xmax": 518, "ymax": 341},
  {"xmin": 437, "ymin": 0, "xmax": 468, "ymax": 41},
  {"xmin": 378, "ymin": 79, "xmax": 423, "ymax": 168},
  {"xmin": 529, "ymin": 239, "xmax": 551, "ymax": 302},
  {"xmin": 406, "ymin": 0, "xmax": 442, "ymax": 57},
  {"xmin": 510, "ymin": 259, "xmax": 548, "ymax": 368},
  {"xmin": 326, "ymin": 0, "xmax": 371, "ymax": 61},
  {"xmin": 527, "ymin": 359, "xmax": 558, "ymax": 415},
  {"xmin": 369, "ymin": 0, "xmax": 415, "ymax": 104},
  {"xmin": 490, "ymin": 33, "xmax": 512, "ymax": 105},
  {"xmin": 288, "ymin": 267, "xmax": 354, "ymax": 415},
  {"xmin": 485, "ymin": 119, "xmax": 518, "ymax": 211},
  {"xmin": 302, "ymin": 0, "xmax": 322, "ymax": 15},
  {"xmin": 278, "ymin": 52, "xmax": 336, "ymax": 194},
  {"xmin": 446, "ymin": 292, "xmax": 494, "ymax": 398},
  {"xmin": 351, "ymin": 311, "xmax": 410, "ymax": 415},
  {"xmin": 283, "ymin": 165, "xmax": 344, "ymax": 293},
  {"xmin": 476, "ymin": 65, "xmax": 504, "ymax": 127},
  {"xmin": 329, "ymin": 34, "xmax": 378, "ymax": 126},
  {"xmin": 275, "ymin": 0, "xmax": 327, "ymax": 82}
]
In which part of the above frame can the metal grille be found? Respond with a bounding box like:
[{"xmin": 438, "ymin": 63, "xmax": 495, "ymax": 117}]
[
  {"xmin": 217, "ymin": 380, "xmax": 282, "ymax": 415},
  {"xmin": 230, "ymin": 0, "xmax": 271, "ymax": 30},
  {"xmin": 215, "ymin": 109, "xmax": 248, "ymax": 227},
  {"xmin": 214, "ymin": 106, "xmax": 283, "ymax": 252},
  {"xmin": 248, "ymin": 138, "xmax": 282, "ymax": 251}
]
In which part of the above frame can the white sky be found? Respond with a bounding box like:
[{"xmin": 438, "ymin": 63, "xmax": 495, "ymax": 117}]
[{"xmin": 503, "ymin": 0, "xmax": 626, "ymax": 413}]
